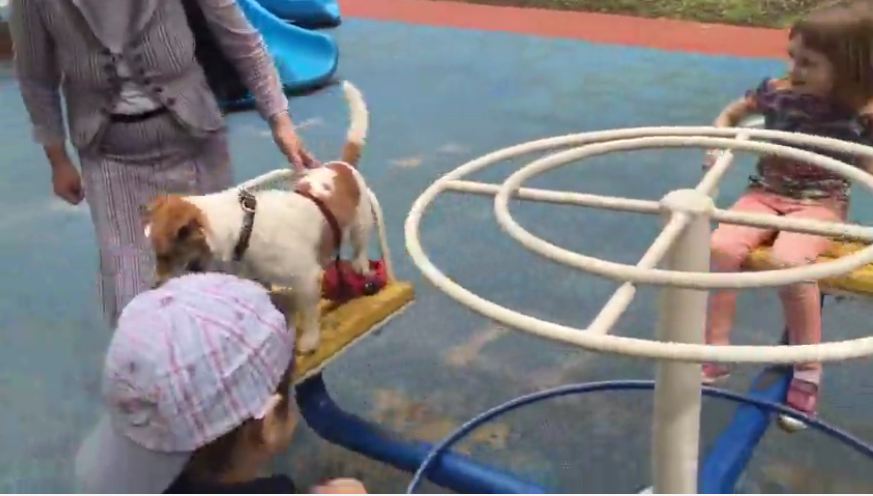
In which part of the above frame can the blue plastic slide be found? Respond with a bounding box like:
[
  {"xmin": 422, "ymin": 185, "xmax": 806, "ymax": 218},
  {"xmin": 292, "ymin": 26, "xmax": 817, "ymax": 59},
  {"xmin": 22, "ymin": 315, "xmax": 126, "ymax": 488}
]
[
  {"xmin": 188, "ymin": 0, "xmax": 338, "ymax": 110},
  {"xmin": 238, "ymin": 0, "xmax": 338, "ymax": 92},
  {"xmin": 185, "ymin": 0, "xmax": 338, "ymax": 110},
  {"xmin": 257, "ymin": 0, "xmax": 341, "ymax": 28}
]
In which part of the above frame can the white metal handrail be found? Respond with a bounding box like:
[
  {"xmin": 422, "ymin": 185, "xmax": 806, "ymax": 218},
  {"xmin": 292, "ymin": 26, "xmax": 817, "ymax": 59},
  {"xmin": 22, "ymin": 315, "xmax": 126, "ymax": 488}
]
[{"xmin": 404, "ymin": 124, "xmax": 873, "ymax": 493}]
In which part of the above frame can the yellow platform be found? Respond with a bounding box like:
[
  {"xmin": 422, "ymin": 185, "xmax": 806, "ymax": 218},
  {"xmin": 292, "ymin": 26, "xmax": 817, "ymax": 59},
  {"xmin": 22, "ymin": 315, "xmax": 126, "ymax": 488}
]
[
  {"xmin": 746, "ymin": 242, "xmax": 873, "ymax": 297},
  {"xmin": 271, "ymin": 282, "xmax": 415, "ymax": 383}
]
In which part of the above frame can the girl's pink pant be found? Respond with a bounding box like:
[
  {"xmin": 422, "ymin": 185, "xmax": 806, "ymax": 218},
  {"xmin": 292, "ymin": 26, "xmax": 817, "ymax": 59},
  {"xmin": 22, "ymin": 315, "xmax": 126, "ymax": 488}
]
[{"xmin": 707, "ymin": 189, "xmax": 845, "ymax": 384}]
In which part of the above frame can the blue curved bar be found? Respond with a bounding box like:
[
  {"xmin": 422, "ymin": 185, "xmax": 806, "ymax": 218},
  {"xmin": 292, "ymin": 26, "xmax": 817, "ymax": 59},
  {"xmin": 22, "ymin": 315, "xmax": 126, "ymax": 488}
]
[
  {"xmin": 405, "ymin": 377, "xmax": 869, "ymax": 493},
  {"xmin": 295, "ymin": 374, "xmax": 547, "ymax": 494}
]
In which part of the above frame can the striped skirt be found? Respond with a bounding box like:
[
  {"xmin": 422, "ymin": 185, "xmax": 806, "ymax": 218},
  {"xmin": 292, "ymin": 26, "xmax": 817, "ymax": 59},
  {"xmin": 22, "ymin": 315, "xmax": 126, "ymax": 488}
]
[{"xmin": 79, "ymin": 113, "xmax": 233, "ymax": 328}]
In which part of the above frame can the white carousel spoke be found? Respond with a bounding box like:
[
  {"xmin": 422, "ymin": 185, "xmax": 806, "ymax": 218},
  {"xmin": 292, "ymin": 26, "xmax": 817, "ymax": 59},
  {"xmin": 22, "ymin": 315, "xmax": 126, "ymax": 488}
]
[
  {"xmin": 712, "ymin": 209, "xmax": 873, "ymax": 243},
  {"xmin": 588, "ymin": 213, "xmax": 689, "ymax": 335},
  {"xmin": 444, "ymin": 180, "xmax": 662, "ymax": 215},
  {"xmin": 493, "ymin": 134, "xmax": 873, "ymax": 289},
  {"xmin": 695, "ymin": 131, "xmax": 750, "ymax": 197}
]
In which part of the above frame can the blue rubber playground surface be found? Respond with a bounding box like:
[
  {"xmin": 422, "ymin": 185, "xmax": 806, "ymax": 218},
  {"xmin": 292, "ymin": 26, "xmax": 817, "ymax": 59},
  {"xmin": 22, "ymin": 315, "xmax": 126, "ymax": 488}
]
[{"xmin": 3, "ymin": 11, "xmax": 873, "ymax": 493}]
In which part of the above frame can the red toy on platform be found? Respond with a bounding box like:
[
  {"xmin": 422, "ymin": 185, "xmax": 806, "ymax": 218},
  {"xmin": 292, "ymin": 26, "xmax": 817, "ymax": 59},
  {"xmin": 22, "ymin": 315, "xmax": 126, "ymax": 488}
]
[{"xmin": 322, "ymin": 260, "xmax": 388, "ymax": 302}]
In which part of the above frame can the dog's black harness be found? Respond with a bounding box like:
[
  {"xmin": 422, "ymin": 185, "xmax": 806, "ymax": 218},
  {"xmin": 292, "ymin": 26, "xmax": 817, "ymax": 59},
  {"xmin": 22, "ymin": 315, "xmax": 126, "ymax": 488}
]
[
  {"xmin": 233, "ymin": 189, "xmax": 258, "ymax": 262},
  {"xmin": 232, "ymin": 187, "xmax": 349, "ymax": 296},
  {"xmin": 233, "ymin": 187, "xmax": 343, "ymax": 262}
]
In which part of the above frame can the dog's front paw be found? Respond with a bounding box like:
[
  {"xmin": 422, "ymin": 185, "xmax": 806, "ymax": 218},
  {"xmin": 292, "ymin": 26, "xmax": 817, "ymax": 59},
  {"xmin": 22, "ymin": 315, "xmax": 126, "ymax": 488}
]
[
  {"xmin": 297, "ymin": 331, "xmax": 320, "ymax": 355},
  {"xmin": 351, "ymin": 257, "xmax": 372, "ymax": 277}
]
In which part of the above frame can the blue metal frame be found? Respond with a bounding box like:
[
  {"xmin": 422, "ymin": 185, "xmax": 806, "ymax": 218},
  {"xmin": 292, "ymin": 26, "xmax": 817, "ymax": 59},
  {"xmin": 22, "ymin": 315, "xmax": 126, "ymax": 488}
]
[
  {"xmin": 295, "ymin": 298, "xmax": 842, "ymax": 493},
  {"xmin": 295, "ymin": 374, "xmax": 547, "ymax": 493},
  {"xmin": 698, "ymin": 365, "xmax": 791, "ymax": 493},
  {"xmin": 294, "ymin": 368, "xmax": 801, "ymax": 493}
]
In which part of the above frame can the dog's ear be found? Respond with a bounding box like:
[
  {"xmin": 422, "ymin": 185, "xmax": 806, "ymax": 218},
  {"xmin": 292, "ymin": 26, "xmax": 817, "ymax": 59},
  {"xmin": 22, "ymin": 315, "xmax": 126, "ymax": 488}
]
[
  {"xmin": 175, "ymin": 218, "xmax": 202, "ymax": 241},
  {"xmin": 141, "ymin": 196, "xmax": 168, "ymax": 224},
  {"xmin": 140, "ymin": 203, "xmax": 153, "ymax": 227},
  {"xmin": 141, "ymin": 200, "xmax": 160, "ymax": 239}
]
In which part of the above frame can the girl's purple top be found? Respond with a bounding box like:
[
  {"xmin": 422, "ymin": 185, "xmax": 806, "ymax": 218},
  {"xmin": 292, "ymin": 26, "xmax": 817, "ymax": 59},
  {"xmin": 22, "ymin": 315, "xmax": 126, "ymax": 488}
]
[{"xmin": 748, "ymin": 77, "xmax": 873, "ymax": 202}]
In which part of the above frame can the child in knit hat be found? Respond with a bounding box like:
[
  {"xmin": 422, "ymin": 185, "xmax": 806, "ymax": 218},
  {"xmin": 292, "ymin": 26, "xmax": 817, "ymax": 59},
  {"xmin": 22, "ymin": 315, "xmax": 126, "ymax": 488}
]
[{"xmin": 75, "ymin": 272, "xmax": 367, "ymax": 493}]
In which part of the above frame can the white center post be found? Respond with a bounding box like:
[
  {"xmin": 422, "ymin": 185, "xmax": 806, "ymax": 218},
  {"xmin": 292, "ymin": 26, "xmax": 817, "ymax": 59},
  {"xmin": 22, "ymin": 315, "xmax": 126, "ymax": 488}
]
[{"xmin": 652, "ymin": 190, "xmax": 714, "ymax": 493}]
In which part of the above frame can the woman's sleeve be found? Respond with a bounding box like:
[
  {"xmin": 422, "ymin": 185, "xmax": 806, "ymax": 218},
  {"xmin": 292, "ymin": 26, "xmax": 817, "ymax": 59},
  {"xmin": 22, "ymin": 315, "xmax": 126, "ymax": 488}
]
[
  {"xmin": 10, "ymin": 0, "xmax": 66, "ymax": 146},
  {"xmin": 194, "ymin": 0, "xmax": 289, "ymax": 120}
]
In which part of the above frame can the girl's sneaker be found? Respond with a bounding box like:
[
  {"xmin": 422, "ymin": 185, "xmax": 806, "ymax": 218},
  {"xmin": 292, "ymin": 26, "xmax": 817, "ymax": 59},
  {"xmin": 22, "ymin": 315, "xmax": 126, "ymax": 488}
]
[
  {"xmin": 777, "ymin": 378, "xmax": 819, "ymax": 433},
  {"xmin": 701, "ymin": 363, "xmax": 731, "ymax": 385}
]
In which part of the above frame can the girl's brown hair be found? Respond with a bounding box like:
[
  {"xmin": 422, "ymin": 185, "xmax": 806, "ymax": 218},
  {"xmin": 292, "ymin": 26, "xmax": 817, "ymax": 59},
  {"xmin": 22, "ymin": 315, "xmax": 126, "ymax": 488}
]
[{"xmin": 791, "ymin": 0, "xmax": 873, "ymax": 108}]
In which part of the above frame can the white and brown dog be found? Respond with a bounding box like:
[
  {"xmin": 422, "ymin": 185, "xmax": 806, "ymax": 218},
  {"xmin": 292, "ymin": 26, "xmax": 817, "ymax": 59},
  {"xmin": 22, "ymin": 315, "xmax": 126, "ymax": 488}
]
[{"xmin": 143, "ymin": 81, "xmax": 372, "ymax": 354}]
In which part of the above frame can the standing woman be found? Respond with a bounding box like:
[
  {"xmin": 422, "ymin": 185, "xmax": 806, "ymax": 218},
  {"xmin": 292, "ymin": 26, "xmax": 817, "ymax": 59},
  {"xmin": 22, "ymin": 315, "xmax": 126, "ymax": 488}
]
[{"xmin": 10, "ymin": 0, "xmax": 314, "ymax": 327}]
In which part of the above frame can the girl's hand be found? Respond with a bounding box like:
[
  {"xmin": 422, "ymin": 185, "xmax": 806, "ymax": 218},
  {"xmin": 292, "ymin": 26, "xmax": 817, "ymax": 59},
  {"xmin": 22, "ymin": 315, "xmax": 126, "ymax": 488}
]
[
  {"xmin": 311, "ymin": 478, "xmax": 367, "ymax": 494},
  {"xmin": 701, "ymin": 150, "xmax": 722, "ymax": 200},
  {"xmin": 270, "ymin": 112, "xmax": 317, "ymax": 171},
  {"xmin": 702, "ymin": 149, "xmax": 724, "ymax": 170}
]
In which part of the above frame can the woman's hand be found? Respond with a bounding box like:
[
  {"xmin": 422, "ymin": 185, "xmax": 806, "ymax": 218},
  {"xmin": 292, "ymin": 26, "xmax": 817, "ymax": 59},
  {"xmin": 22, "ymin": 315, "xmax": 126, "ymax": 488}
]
[
  {"xmin": 270, "ymin": 112, "xmax": 317, "ymax": 171},
  {"xmin": 311, "ymin": 478, "xmax": 367, "ymax": 494},
  {"xmin": 46, "ymin": 145, "xmax": 84, "ymax": 205}
]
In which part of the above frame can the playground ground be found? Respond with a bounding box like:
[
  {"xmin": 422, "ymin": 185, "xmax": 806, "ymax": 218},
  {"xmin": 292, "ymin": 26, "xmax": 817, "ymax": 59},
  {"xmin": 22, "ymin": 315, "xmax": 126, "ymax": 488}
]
[{"xmin": 3, "ymin": 0, "xmax": 873, "ymax": 492}]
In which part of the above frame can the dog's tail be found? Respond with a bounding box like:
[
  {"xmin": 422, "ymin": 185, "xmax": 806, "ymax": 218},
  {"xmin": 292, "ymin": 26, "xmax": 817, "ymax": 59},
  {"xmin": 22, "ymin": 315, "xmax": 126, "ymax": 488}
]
[{"xmin": 341, "ymin": 81, "xmax": 369, "ymax": 167}]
